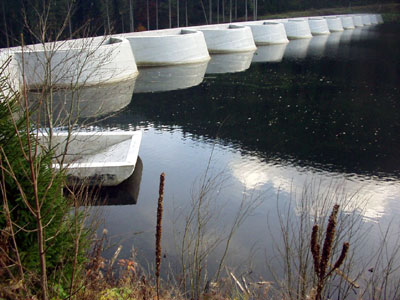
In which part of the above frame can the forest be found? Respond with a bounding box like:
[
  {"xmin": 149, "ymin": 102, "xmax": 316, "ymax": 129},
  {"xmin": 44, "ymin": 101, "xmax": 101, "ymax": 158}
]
[{"xmin": 0, "ymin": 0, "xmax": 392, "ymax": 48}]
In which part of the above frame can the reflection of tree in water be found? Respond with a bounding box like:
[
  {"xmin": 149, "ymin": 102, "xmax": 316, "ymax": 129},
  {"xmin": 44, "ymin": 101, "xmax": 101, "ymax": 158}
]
[{"xmin": 101, "ymin": 26, "xmax": 400, "ymax": 177}]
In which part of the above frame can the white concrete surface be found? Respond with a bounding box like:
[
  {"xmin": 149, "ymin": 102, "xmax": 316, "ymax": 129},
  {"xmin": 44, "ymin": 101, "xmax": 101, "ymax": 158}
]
[
  {"xmin": 352, "ymin": 15, "xmax": 364, "ymax": 27},
  {"xmin": 121, "ymin": 29, "xmax": 210, "ymax": 66},
  {"xmin": 338, "ymin": 15, "xmax": 356, "ymax": 29},
  {"xmin": 206, "ymin": 51, "xmax": 254, "ymax": 74},
  {"xmin": 134, "ymin": 62, "xmax": 208, "ymax": 93},
  {"xmin": 11, "ymin": 37, "xmax": 138, "ymax": 89},
  {"xmin": 376, "ymin": 14, "xmax": 384, "ymax": 24},
  {"xmin": 40, "ymin": 130, "xmax": 142, "ymax": 186},
  {"xmin": 361, "ymin": 14, "xmax": 372, "ymax": 26},
  {"xmin": 197, "ymin": 24, "xmax": 257, "ymax": 53},
  {"xmin": 308, "ymin": 17, "xmax": 331, "ymax": 35},
  {"xmin": 324, "ymin": 16, "xmax": 344, "ymax": 32},
  {"xmin": 247, "ymin": 22, "xmax": 289, "ymax": 45},
  {"xmin": 281, "ymin": 19, "xmax": 313, "ymax": 39},
  {"xmin": 369, "ymin": 14, "xmax": 379, "ymax": 25},
  {"xmin": 252, "ymin": 44, "xmax": 287, "ymax": 63}
]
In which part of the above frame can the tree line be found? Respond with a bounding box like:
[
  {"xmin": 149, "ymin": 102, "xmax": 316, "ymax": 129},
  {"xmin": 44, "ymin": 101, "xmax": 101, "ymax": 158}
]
[{"xmin": 0, "ymin": 0, "xmax": 388, "ymax": 48}]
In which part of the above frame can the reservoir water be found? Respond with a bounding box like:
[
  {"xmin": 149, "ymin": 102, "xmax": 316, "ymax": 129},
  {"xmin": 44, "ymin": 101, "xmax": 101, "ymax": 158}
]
[{"xmin": 89, "ymin": 23, "xmax": 400, "ymax": 285}]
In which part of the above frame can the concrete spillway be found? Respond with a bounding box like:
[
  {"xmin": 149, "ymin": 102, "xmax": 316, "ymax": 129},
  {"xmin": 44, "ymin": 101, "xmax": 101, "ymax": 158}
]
[
  {"xmin": 281, "ymin": 19, "xmax": 313, "ymax": 39},
  {"xmin": 196, "ymin": 24, "xmax": 257, "ymax": 53},
  {"xmin": 120, "ymin": 29, "xmax": 210, "ymax": 66},
  {"xmin": 338, "ymin": 15, "xmax": 356, "ymax": 29},
  {"xmin": 247, "ymin": 22, "xmax": 289, "ymax": 45},
  {"xmin": 2, "ymin": 37, "xmax": 138, "ymax": 90},
  {"xmin": 324, "ymin": 16, "xmax": 344, "ymax": 32},
  {"xmin": 308, "ymin": 17, "xmax": 331, "ymax": 35}
]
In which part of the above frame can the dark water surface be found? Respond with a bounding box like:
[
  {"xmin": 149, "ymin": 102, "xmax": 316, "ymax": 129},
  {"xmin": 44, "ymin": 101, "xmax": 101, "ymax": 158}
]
[{"xmin": 93, "ymin": 24, "xmax": 400, "ymax": 280}]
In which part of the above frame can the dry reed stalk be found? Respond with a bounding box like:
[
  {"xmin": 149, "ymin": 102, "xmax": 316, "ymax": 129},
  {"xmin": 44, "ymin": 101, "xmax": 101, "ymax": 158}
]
[
  {"xmin": 311, "ymin": 204, "xmax": 350, "ymax": 300},
  {"xmin": 155, "ymin": 172, "xmax": 165, "ymax": 300}
]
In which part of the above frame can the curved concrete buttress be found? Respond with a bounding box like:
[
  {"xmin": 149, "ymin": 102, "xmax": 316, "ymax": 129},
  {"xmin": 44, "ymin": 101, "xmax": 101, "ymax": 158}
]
[
  {"xmin": 324, "ymin": 16, "xmax": 344, "ymax": 32},
  {"xmin": 133, "ymin": 62, "xmax": 208, "ymax": 93},
  {"xmin": 338, "ymin": 15, "xmax": 356, "ymax": 29},
  {"xmin": 281, "ymin": 19, "xmax": 313, "ymax": 39},
  {"xmin": 206, "ymin": 51, "xmax": 255, "ymax": 74},
  {"xmin": 369, "ymin": 14, "xmax": 379, "ymax": 25},
  {"xmin": 308, "ymin": 17, "xmax": 331, "ymax": 35},
  {"xmin": 361, "ymin": 14, "xmax": 372, "ymax": 26},
  {"xmin": 121, "ymin": 29, "xmax": 210, "ymax": 66},
  {"xmin": 352, "ymin": 15, "xmax": 364, "ymax": 27},
  {"xmin": 247, "ymin": 22, "xmax": 289, "ymax": 45},
  {"xmin": 197, "ymin": 24, "xmax": 257, "ymax": 53},
  {"xmin": 283, "ymin": 38, "xmax": 312, "ymax": 60},
  {"xmin": 13, "ymin": 37, "xmax": 138, "ymax": 89},
  {"xmin": 252, "ymin": 44, "xmax": 287, "ymax": 63}
]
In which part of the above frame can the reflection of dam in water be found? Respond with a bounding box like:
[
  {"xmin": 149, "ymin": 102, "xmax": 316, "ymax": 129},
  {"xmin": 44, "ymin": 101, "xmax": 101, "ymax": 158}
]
[
  {"xmin": 307, "ymin": 35, "xmax": 330, "ymax": 58},
  {"xmin": 98, "ymin": 156, "xmax": 143, "ymax": 205},
  {"xmin": 28, "ymin": 78, "xmax": 136, "ymax": 123},
  {"xmin": 252, "ymin": 44, "xmax": 288, "ymax": 63},
  {"xmin": 134, "ymin": 62, "xmax": 208, "ymax": 93},
  {"xmin": 206, "ymin": 51, "xmax": 255, "ymax": 74},
  {"xmin": 283, "ymin": 38, "xmax": 312, "ymax": 60}
]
